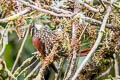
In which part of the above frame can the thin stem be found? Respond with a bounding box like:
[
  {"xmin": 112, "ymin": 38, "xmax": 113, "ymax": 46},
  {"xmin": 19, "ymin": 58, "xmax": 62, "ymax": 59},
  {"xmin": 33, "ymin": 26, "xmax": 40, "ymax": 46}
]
[
  {"xmin": 83, "ymin": 17, "xmax": 114, "ymax": 28},
  {"xmin": 25, "ymin": 62, "xmax": 41, "ymax": 80},
  {"xmin": 0, "ymin": 30, "xmax": 8, "ymax": 56},
  {"xmin": 65, "ymin": 1, "xmax": 78, "ymax": 79},
  {"xmin": 18, "ymin": 0, "xmax": 73, "ymax": 17},
  {"xmin": 81, "ymin": 2, "xmax": 99, "ymax": 12},
  {"xmin": 11, "ymin": 27, "xmax": 30, "ymax": 73},
  {"xmin": 63, "ymin": 57, "xmax": 72, "ymax": 79},
  {"xmin": 13, "ymin": 56, "xmax": 35, "ymax": 76},
  {"xmin": 16, "ymin": 60, "xmax": 37, "ymax": 78},
  {"xmin": 0, "ymin": 8, "xmax": 30, "ymax": 23},
  {"xmin": 97, "ymin": 65, "xmax": 113, "ymax": 79},
  {"xmin": 0, "ymin": 59, "xmax": 17, "ymax": 80},
  {"xmin": 72, "ymin": 0, "xmax": 114, "ymax": 80},
  {"xmin": 113, "ymin": 54, "xmax": 119, "ymax": 78},
  {"xmin": 55, "ymin": 58, "xmax": 64, "ymax": 80}
]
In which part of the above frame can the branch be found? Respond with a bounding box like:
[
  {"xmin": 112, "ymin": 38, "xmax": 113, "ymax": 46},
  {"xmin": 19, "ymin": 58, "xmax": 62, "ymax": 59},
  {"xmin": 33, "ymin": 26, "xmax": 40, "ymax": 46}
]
[
  {"xmin": 18, "ymin": 0, "xmax": 74, "ymax": 17},
  {"xmin": 25, "ymin": 62, "xmax": 41, "ymax": 80},
  {"xmin": 65, "ymin": 1, "xmax": 78, "ymax": 79},
  {"xmin": 83, "ymin": 17, "xmax": 114, "ymax": 28},
  {"xmin": 96, "ymin": 65, "xmax": 113, "ymax": 79},
  {"xmin": 73, "ymin": 13, "xmax": 114, "ymax": 28},
  {"xmin": 65, "ymin": 50, "xmax": 77, "ymax": 80},
  {"xmin": 13, "ymin": 56, "xmax": 35, "ymax": 76},
  {"xmin": 81, "ymin": 2, "xmax": 99, "ymax": 12},
  {"xmin": 72, "ymin": 0, "xmax": 114, "ymax": 80},
  {"xmin": 17, "ymin": 60, "xmax": 37, "ymax": 78},
  {"xmin": 11, "ymin": 26, "xmax": 30, "ymax": 73},
  {"xmin": 0, "ymin": 29, "xmax": 8, "ymax": 56},
  {"xmin": 55, "ymin": 58, "xmax": 64, "ymax": 80},
  {"xmin": 0, "ymin": 8, "xmax": 30, "ymax": 23},
  {"xmin": 0, "ymin": 58, "xmax": 17, "ymax": 80},
  {"xmin": 63, "ymin": 57, "xmax": 72, "ymax": 79},
  {"xmin": 113, "ymin": 54, "xmax": 119, "ymax": 78},
  {"xmin": 99, "ymin": 0, "xmax": 106, "ymax": 12},
  {"xmin": 43, "ymin": 5, "xmax": 72, "ymax": 14}
]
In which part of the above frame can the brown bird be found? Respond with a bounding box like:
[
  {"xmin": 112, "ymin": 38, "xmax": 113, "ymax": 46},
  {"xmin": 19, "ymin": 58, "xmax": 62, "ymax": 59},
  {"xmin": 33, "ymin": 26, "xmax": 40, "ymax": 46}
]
[
  {"xmin": 31, "ymin": 21, "xmax": 90, "ymax": 73},
  {"xmin": 32, "ymin": 23, "xmax": 58, "ymax": 73}
]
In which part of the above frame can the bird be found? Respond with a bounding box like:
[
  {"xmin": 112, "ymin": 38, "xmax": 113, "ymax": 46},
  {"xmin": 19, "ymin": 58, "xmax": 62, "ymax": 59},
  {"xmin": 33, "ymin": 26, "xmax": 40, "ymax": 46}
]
[
  {"xmin": 31, "ymin": 22, "xmax": 58, "ymax": 73},
  {"xmin": 31, "ymin": 19, "xmax": 91, "ymax": 73}
]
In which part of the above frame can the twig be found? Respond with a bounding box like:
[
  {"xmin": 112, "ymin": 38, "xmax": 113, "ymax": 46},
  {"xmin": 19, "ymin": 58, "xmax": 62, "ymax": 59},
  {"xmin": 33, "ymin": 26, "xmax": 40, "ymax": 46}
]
[
  {"xmin": 13, "ymin": 56, "xmax": 35, "ymax": 76},
  {"xmin": 79, "ymin": 0, "xmax": 107, "ymax": 12},
  {"xmin": 0, "ymin": 29, "xmax": 8, "ymax": 56},
  {"xmin": 73, "ymin": 13, "xmax": 114, "ymax": 28},
  {"xmin": 18, "ymin": 0, "xmax": 74, "ymax": 17},
  {"xmin": 97, "ymin": 65, "xmax": 113, "ymax": 79},
  {"xmin": 25, "ymin": 62, "xmax": 41, "ymax": 80},
  {"xmin": 11, "ymin": 26, "xmax": 30, "ymax": 73},
  {"xmin": 54, "ymin": 58, "xmax": 64, "ymax": 80},
  {"xmin": 17, "ymin": 60, "xmax": 37, "ymax": 78},
  {"xmin": 0, "ymin": 8, "xmax": 30, "ymax": 23},
  {"xmin": 66, "ymin": 20, "xmax": 88, "ymax": 80},
  {"xmin": 26, "ymin": 62, "xmax": 42, "ymax": 80},
  {"xmin": 6, "ymin": 69, "xmax": 17, "ymax": 80},
  {"xmin": 65, "ymin": 11, "xmax": 77, "ymax": 80},
  {"xmin": 72, "ymin": 0, "xmax": 114, "ymax": 80},
  {"xmin": 81, "ymin": 2, "xmax": 99, "ymax": 12},
  {"xmin": 0, "ymin": 59, "xmax": 17, "ymax": 80},
  {"xmin": 103, "ymin": 0, "xmax": 111, "ymax": 4},
  {"xmin": 99, "ymin": 0, "xmax": 106, "ymax": 12},
  {"xmin": 65, "ymin": 50, "xmax": 77, "ymax": 80},
  {"xmin": 34, "ymin": 67, "xmax": 45, "ymax": 80},
  {"xmin": 63, "ymin": 57, "xmax": 72, "ymax": 79},
  {"xmin": 113, "ymin": 54, "xmax": 119, "ymax": 78},
  {"xmin": 65, "ymin": 1, "xmax": 78, "ymax": 79},
  {"xmin": 5, "ymin": 65, "xmax": 17, "ymax": 80},
  {"xmin": 43, "ymin": 4, "xmax": 72, "ymax": 14},
  {"xmin": 83, "ymin": 17, "xmax": 114, "ymax": 28}
]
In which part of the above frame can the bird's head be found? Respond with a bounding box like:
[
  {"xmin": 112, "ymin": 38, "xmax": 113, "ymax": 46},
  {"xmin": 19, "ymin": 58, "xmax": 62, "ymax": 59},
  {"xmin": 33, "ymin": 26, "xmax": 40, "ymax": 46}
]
[{"xmin": 34, "ymin": 23, "xmax": 43, "ymax": 30}]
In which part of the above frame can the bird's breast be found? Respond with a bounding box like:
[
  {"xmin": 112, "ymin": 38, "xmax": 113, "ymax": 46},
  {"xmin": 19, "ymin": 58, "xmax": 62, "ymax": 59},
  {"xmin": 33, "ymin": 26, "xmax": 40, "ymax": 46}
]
[{"xmin": 32, "ymin": 37, "xmax": 45, "ymax": 54}]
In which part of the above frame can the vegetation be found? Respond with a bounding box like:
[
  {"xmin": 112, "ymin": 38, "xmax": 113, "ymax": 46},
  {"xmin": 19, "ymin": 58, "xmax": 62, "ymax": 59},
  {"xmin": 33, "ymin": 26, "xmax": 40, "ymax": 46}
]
[{"xmin": 0, "ymin": 0, "xmax": 120, "ymax": 80}]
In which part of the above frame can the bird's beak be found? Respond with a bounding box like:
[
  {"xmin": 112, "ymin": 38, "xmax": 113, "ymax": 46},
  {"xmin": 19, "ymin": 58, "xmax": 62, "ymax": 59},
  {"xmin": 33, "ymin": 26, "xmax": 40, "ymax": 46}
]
[{"xmin": 29, "ymin": 23, "xmax": 34, "ymax": 36}]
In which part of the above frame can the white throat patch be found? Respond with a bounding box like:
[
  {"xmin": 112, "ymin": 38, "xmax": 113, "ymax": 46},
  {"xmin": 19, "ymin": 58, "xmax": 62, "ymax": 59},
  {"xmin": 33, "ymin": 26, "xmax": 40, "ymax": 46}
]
[{"xmin": 35, "ymin": 24, "xmax": 43, "ymax": 30}]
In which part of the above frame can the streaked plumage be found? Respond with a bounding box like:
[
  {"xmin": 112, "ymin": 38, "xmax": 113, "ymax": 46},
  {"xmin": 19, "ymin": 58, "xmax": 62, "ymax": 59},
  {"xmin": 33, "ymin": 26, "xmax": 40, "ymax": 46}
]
[{"xmin": 32, "ymin": 24, "xmax": 58, "ymax": 73}]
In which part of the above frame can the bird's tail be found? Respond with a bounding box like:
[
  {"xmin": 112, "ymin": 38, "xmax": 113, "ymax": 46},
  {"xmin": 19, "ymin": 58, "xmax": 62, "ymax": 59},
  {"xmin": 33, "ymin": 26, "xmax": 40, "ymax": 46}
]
[{"xmin": 49, "ymin": 63, "xmax": 58, "ymax": 73}]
